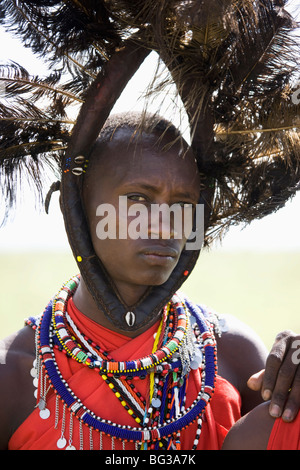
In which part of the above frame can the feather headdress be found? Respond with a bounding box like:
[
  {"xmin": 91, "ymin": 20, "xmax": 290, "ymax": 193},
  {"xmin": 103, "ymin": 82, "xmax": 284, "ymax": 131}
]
[
  {"xmin": 0, "ymin": 0, "xmax": 299, "ymax": 329},
  {"xmin": 0, "ymin": 0, "xmax": 299, "ymax": 236}
]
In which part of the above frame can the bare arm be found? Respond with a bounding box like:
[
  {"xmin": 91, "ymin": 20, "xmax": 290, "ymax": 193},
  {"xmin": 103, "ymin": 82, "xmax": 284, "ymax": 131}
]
[
  {"xmin": 222, "ymin": 402, "xmax": 275, "ymax": 450},
  {"xmin": 0, "ymin": 327, "xmax": 36, "ymax": 450},
  {"xmin": 216, "ymin": 314, "xmax": 268, "ymax": 415}
]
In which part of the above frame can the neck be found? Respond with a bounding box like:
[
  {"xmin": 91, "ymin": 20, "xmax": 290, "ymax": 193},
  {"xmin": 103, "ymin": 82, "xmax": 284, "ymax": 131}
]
[{"xmin": 72, "ymin": 278, "xmax": 160, "ymax": 338}]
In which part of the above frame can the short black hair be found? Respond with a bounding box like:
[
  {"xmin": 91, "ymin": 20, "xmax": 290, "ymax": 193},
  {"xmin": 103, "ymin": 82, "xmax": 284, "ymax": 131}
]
[
  {"xmin": 96, "ymin": 111, "xmax": 182, "ymax": 145},
  {"xmin": 84, "ymin": 111, "xmax": 189, "ymax": 179}
]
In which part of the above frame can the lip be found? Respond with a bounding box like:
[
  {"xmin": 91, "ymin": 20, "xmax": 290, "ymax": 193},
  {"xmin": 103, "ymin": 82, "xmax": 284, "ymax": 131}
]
[{"xmin": 138, "ymin": 244, "xmax": 179, "ymax": 265}]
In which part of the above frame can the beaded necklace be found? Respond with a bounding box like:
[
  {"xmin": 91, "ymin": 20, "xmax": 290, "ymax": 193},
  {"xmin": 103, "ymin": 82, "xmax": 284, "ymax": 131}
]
[
  {"xmin": 52, "ymin": 277, "xmax": 188, "ymax": 375},
  {"xmin": 30, "ymin": 276, "xmax": 217, "ymax": 450}
]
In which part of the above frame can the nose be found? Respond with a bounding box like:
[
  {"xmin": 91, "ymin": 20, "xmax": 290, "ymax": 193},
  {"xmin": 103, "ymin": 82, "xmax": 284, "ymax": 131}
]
[{"xmin": 148, "ymin": 204, "xmax": 183, "ymax": 240}]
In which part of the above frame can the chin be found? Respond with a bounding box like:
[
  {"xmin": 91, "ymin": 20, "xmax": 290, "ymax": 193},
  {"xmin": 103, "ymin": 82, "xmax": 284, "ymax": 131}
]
[{"xmin": 139, "ymin": 269, "xmax": 174, "ymax": 287}]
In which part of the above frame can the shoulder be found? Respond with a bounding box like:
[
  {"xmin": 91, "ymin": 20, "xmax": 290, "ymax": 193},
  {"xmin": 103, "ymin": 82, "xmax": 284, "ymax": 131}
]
[
  {"xmin": 217, "ymin": 313, "xmax": 268, "ymax": 362},
  {"xmin": 198, "ymin": 306, "xmax": 268, "ymax": 364},
  {"xmin": 215, "ymin": 313, "xmax": 268, "ymax": 413},
  {"xmin": 0, "ymin": 324, "xmax": 35, "ymax": 363},
  {"xmin": 222, "ymin": 401, "xmax": 275, "ymax": 450},
  {"xmin": 0, "ymin": 325, "xmax": 36, "ymax": 449}
]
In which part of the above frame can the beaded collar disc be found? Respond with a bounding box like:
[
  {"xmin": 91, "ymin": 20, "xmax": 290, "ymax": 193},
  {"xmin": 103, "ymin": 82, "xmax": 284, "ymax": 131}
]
[{"xmin": 29, "ymin": 276, "xmax": 218, "ymax": 450}]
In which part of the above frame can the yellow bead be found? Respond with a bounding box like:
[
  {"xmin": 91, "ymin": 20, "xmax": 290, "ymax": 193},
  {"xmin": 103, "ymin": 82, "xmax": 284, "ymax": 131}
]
[
  {"xmin": 77, "ymin": 256, "xmax": 82, "ymax": 262},
  {"xmin": 102, "ymin": 375, "xmax": 107, "ymax": 380},
  {"xmin": 121, "ymin": 401, "xmax": 126, "ymax": 407},
  {"xmin": 115, "ymin": 392, "xmax": 121, "ymax": 398},
  {"xmin": 108, "ymin": 383, "xmax": 114, "ymax": 389},
  {"xmin": 135, "ymin": 417, "xmax": 141, "ymax": 423},
  {"xmin": 128, "ymin": 409, "xmax": 133, "ymax": 415}
]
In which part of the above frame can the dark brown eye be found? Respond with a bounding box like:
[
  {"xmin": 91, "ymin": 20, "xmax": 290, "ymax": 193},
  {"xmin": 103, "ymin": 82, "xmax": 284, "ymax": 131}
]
[{"xmin": 126, "ymin": 194, "xmax": 148, "ymax": 202}]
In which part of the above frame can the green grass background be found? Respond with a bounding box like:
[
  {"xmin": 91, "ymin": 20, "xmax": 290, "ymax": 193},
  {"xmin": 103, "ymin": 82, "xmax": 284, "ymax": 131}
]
[{"xmin": 1, "ymin": 250, "xmax": 300, "ymax": 349}]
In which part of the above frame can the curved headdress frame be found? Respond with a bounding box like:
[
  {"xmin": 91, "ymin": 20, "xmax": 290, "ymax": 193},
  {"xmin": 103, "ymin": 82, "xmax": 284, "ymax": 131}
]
[
  {"xmin": 60, "ymin": 39, "xmax": 207, "ymax": 331},
  {"xmin": 0, "ymin": 1, "xmax": 299, "ymax": 330}
]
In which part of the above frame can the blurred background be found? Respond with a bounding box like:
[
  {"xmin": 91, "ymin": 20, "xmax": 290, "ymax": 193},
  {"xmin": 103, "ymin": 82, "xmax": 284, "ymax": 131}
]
[{"xmin": 0, "ymin": 1, "xmax": 300, "ymax": 349}]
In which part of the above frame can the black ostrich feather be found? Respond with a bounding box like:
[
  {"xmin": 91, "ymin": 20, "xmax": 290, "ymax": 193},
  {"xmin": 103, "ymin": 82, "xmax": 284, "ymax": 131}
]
[{"xmin": 0, "ymin": 0, "xmax": 299, "ymax": 241}]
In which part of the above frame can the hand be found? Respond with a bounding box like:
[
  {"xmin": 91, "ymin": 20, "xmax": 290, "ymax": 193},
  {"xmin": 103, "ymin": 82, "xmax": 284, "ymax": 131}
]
[{"xmin": 247, "ymin": 330, "xmax": 300, "ymax": 422}]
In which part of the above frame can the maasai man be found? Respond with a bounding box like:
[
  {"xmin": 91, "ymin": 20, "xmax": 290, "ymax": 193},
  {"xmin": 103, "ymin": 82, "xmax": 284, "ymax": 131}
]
[
  {"xmin": 0, "ymin": 113, "xmax": 299, "ymax": 451},
  {"xmin": 0, "ymin": 0, "xmax": 299, "ymax": 452}
]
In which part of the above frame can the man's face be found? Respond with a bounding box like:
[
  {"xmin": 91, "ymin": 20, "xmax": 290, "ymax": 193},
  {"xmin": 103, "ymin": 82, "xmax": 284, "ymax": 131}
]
[{"xmin": 83, "ymin": 128, "xmax": 201, "ymax": 297}]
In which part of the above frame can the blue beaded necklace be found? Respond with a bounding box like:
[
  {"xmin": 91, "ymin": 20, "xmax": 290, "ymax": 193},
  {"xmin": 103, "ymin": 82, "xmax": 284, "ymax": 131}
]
[{"xmin": 35, "ymin": 278, "xmax": 217, "ymax": 449}]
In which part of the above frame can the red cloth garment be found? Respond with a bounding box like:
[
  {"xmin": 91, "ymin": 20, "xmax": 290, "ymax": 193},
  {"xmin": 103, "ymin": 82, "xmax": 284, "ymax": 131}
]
[
  {"xmin": 267, "ymin": 412, "xmax": 300, "ymax": 450},
  {"xmin": 8, "ymin": 298, "xmax": 241, "ymax": 450}
]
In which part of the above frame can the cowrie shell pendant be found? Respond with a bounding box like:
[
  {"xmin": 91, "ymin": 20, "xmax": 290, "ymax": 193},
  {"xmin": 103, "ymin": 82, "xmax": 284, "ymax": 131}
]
[{"xmin": 125, "ymin": 311, "xmax": 135, "ymax": 327}]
